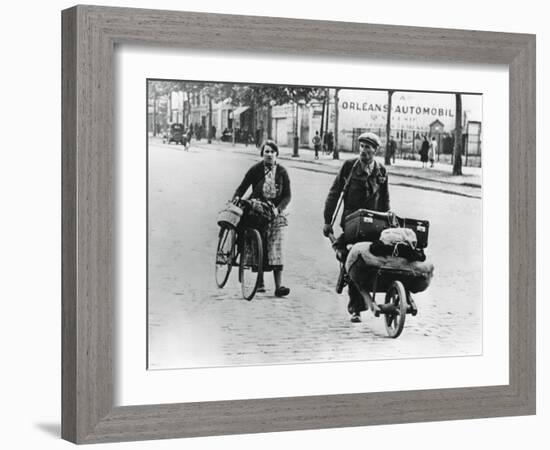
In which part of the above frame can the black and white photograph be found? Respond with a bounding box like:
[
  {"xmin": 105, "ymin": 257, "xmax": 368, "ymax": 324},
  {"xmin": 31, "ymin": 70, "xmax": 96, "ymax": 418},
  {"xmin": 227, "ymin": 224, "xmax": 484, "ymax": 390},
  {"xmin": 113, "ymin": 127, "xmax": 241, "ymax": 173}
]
[
  {"xmin": 3, "ymin": 0, "xmax": 545, "ymax": 448},
  {"xmin": 147, "ymin": 79, "xmax": 483, "ymax": 370}
]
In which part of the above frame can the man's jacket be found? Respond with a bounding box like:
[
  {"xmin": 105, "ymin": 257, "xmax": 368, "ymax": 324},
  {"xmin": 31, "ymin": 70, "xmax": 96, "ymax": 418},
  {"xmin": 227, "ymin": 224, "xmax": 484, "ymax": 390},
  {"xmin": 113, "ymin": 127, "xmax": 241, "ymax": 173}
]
[{"xmin": 324, "ymin": 158, "xmax": 390, "ymax": 227}]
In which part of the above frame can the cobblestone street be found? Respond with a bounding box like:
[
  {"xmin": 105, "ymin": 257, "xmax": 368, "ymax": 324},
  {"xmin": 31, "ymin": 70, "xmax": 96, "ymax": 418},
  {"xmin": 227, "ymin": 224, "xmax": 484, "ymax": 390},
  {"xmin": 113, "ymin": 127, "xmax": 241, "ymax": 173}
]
[{"xmin": 147, "ymin": 140, "xmax": 482, "ymax": 369}]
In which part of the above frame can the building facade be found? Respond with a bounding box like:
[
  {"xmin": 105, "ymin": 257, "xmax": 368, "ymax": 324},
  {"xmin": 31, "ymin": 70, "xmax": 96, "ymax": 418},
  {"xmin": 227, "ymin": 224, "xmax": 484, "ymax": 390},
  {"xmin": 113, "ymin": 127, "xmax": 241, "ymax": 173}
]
[{"xmin": 162, "ymin": 88, "xmax": 483, "ymax": 164}]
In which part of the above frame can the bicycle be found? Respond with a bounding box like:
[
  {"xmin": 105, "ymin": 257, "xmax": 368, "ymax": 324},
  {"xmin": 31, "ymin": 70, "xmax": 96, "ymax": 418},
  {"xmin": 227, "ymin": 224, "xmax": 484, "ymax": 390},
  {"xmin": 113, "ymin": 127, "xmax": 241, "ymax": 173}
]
[{"xmin": 215, "ymin": 199, "xmax": 264, "ymax": 301}]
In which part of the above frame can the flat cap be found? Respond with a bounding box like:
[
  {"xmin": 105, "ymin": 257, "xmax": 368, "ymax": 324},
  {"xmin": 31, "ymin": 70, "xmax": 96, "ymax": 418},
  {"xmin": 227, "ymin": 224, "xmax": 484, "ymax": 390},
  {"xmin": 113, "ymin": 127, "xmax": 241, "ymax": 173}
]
[{"xmin": 357, "ymin": 132, "xmax": 381, "ymax": 148}]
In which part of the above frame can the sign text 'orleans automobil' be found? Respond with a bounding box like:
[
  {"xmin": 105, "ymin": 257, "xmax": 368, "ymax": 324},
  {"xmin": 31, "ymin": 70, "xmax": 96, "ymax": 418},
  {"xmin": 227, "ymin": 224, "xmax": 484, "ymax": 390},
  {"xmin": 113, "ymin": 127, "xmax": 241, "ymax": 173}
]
[{"xmin": 340, "ymin": 101, "xmax": 455, "ymax": 118}]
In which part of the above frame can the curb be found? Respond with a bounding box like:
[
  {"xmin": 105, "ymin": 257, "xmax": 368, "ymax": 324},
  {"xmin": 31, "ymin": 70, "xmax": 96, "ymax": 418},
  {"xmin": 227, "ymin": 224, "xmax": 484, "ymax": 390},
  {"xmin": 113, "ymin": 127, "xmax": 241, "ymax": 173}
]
[
  {"xmin": 158, "ymin": 139, "xmax": 482, "ymax": 198},
  {"xmin": 190, "ymin": 141, "xmax": 482, "ymax": 189},
  {"xmin": 275, "ymin": 160, "xmax": 481, "ymax": 199},
  {"xmin": 274, "ymin": 153, "xmax": 481, "ymax": 189}
]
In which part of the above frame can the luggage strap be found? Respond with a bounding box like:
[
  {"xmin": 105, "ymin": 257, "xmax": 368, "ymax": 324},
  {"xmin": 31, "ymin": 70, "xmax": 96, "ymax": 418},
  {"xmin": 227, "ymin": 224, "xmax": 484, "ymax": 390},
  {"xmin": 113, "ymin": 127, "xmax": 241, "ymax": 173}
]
[{"xmin": 330, "ymin": 160, "xmax": 360, "ymax": 227}]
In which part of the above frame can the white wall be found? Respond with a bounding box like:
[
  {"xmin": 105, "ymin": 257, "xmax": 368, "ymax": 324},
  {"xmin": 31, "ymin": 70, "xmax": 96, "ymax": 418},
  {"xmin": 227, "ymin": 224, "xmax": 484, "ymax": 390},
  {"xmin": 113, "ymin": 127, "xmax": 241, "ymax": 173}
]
[{"xmin": 1, "ymin": 1, "xmax": 546, "ymax": 449}]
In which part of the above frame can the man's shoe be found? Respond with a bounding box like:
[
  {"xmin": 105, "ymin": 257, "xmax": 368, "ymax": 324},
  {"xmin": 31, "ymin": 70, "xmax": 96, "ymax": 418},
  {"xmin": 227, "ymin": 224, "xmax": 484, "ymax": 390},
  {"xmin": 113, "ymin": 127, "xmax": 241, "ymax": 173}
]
[
  {"xmin": 274, "ymin": 286, "xmax": 290, "ymax": 297},
  {"xmin": 256, "ymin": 284, "xmax": 266, "ymax": 293},
  {"xmin": 350, "ymin": 312, "xmax": 361, "ymax": 323}
]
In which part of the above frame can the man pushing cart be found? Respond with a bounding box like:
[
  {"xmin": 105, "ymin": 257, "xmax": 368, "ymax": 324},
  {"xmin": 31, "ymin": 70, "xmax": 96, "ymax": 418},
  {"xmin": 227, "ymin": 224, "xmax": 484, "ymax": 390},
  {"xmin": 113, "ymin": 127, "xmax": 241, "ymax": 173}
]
[{"xmin": 323, "ymin": 132, "xmax": 434, "ymax": 337}]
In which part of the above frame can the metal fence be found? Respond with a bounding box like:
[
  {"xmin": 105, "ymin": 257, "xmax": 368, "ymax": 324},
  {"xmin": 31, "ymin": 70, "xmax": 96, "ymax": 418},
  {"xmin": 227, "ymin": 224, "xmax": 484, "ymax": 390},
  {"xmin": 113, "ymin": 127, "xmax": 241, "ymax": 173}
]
[{"xmin": 350, "ymin": 126, "xmax": 482, "ymax": 167}]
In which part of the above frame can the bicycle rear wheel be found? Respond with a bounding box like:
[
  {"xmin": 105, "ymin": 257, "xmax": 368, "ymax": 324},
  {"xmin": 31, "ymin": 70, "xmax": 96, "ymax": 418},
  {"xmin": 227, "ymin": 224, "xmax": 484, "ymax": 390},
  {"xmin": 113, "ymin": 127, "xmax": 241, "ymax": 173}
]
[
  {"xmin": 239, "ymin": 228, "xmax": 263, "ymax": 300},
  {"xmin": 215, "ymin": 227, "xmax": 235, "ymax": 288}
]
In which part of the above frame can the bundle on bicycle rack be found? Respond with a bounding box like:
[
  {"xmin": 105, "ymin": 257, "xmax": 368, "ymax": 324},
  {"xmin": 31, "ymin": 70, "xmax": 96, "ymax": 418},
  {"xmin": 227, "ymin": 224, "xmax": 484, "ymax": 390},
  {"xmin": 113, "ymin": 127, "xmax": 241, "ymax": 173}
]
[
  {"xmin": 239, "ymin": 199, "xmax": 275, "ymax": 231},
  {"xmin": 217, "ymin": 199, "xmax": 275, "ymax": 232},
  {"xmin": 217, "ymin": 203, "xmax": 243, "ymax": 229}
]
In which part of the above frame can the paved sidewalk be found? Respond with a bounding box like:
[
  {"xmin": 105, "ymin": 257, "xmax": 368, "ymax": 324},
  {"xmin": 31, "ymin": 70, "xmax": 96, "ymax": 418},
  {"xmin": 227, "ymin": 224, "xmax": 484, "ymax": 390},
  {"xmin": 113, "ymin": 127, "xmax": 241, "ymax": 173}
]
[
  {"xmin": 182, "ymin": 138, "xmax": 482, "ymax": 187},
  {"xmin": 150, "ymin": 137, "xmax": 482, "ymax": 198}
]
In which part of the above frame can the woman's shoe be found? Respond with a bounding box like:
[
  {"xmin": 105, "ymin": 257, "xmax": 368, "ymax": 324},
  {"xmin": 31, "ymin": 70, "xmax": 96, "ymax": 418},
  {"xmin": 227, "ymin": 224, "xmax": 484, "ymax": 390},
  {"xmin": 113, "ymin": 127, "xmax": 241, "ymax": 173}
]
[{"xmin": 274, "ymin": 286, "xmax": 290, "ymax": 297}]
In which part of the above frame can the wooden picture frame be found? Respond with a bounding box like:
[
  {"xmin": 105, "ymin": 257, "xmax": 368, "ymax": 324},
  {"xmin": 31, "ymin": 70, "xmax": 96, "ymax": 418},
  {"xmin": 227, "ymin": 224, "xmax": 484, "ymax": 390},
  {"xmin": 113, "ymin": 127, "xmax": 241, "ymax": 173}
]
[{"xmin": 62, "ymin": 5, "xmax": 536, "ymax": 444}]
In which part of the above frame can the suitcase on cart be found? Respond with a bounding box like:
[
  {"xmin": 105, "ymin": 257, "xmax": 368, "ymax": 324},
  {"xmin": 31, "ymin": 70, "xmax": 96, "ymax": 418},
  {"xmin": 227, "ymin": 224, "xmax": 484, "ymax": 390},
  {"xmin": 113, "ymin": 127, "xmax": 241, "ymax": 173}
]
[
  {"xmin": 396, "ymin": 217, "xmax": 430, "ymax": 249},
  {"xmin": 343, "ymin": 209, "xmax": 395, "ymax": 244},
  {"xmin": 343, "ymin": 209, "xmax": 430, "ymax": 249}
]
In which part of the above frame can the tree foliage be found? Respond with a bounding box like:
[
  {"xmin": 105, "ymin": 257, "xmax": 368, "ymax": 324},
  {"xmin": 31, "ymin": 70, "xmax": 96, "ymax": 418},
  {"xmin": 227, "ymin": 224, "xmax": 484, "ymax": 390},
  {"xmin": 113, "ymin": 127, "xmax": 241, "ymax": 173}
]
[
  {"xmin": 147, "ymin": 80, "xmax": 325, "ymax": 107},
  {"xmin": 147, "ymin": 80, "xmax": 180, "ymax": 100}
]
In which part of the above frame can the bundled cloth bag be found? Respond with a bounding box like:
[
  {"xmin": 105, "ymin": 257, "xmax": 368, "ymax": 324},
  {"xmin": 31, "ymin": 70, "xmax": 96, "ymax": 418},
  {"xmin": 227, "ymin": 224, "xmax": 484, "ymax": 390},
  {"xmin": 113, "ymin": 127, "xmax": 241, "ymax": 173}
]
[
  {"xmin": 379, "ymin": 227, "xmax": 417, "ymax": 248},
  {"xmin": 345, "ymin": 242, "xmax": 434, "ymax": 293},
  {"xmin": 240, "ymin": 199, "xmax": 276, "ymax": 230},
  {"xmin": 371, "ymin": 227, "xmax": 426, "ymax": 262}
]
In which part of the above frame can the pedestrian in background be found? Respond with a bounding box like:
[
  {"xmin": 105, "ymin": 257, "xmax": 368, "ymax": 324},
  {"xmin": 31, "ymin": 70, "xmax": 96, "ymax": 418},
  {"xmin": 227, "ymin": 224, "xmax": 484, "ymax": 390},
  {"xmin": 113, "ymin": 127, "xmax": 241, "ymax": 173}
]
[
  {"xmin": 429, "ymin": 136, "xmax": 437, "ymax": 168},
  {"xmin": 414, "ymin": 134, "xmax": 422, "ymax": 159},
  {"xmin": 387, "ymin": 135, "xmax": 397, "ymax": 164},
  {"xmin": 255, "ymin": 127, "xmax": 262, "ymax": 148},
  {"xmin": 233, "ymin": 140, "xmax": 292, "ymax": 297},
  {"xmin": 312, "ymin": 131, "xmax": 322, "ymax": 160},
  {"xmin": 327, "ymin": 131, "xmax": 334, "ymax": 155},
  {"xmin": 420, "ymin": 135, "xmax": 430, "ymax": 168},
  {"xmin": 185, "ymin": 128, "xmax": 192, "ymax": 151}
]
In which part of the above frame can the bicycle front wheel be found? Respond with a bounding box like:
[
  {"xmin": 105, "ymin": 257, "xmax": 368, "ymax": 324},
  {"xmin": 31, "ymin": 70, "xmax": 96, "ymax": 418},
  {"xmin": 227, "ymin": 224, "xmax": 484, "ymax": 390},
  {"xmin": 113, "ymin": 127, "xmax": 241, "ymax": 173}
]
[
  {"xmin": 215, "ymin": 227, "xmax": 236, "ymax": 288},
  {"xmin": 239, "ymin": 228, "xmax": 263, "ymax": 301}
]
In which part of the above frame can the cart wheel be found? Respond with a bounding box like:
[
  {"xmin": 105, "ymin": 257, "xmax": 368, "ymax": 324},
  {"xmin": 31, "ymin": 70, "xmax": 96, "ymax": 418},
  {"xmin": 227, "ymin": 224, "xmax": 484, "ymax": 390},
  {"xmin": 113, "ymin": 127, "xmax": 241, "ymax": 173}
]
[
  {"xmin": 215, "ymin": 227, "xmax": 235, "ymax": 288},
  {"xmin": 384, "ymin": 280, "xmax": 407, "ymax": 338},
  {"xmin": 239, "ymin": 228, "xmax": 263, "ymax": 301}
]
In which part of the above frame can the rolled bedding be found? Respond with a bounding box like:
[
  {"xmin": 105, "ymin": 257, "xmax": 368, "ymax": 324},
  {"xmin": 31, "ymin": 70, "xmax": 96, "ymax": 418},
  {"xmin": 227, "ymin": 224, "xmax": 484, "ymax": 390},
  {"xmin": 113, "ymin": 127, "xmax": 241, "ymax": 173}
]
[{"xmin": 345, "ymin": 242, "xmax": 434, "ymax": 293}]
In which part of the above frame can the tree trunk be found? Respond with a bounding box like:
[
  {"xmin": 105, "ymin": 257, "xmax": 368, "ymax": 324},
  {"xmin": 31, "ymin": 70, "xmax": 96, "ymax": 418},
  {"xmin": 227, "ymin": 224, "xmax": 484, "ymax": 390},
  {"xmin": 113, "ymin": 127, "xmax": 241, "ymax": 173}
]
[
  {"xmin": 267, "ymin": 104, "xmax": 273, "ymax": 139},
  {"xmin": 452, "ymin": 94, "xmax": 463, "ymax": 175},
  {"xmin": 168, "ymin": 93, "xmax": 172, "ymax": 123},
  {"xmin": 183, "ymin": 99, "xmax": 188, "ymax": 128},
  {"xmin": 291, "ymin": 101, "xmax": 300, "ymax": 157},
  {"xmin": 153, "ymin": 95, "xmax": 157, "ymax": 137},
  {"xmin": 320, "ymin": 94, "xmax": 326, "ymax": 139},
  {"xmin": 325, "ymin": 88, "xmax": 330, "ymax": 138},
  {"xmin": 333, "ymin": 88, "xmax": 340, "ymax": 160},
  {"xmin": 252, "ymin": 93, "xmax": 258, "ymax": 146},
  {"xmin": 186, "ymin": 92, "xmax": 192, "ymax": 129},
  {"xmin": 294, "ymin": 102, "xmax": 299, "ymax": 136},
  {"xmin": 385, "ymin": 90, "xmax": 394, "ymax": 165},
  {"xmin": 207, "ymin": 95, "xmax": 213, "ymax": 144}
]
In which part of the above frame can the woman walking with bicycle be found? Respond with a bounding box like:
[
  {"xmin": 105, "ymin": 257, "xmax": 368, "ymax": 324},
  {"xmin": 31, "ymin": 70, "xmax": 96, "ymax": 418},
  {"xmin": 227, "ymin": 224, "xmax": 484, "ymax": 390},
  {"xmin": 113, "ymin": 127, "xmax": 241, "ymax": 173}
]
[{"xmin": 233, "ymin": 140, "xmax": 292, "ymax": 297}]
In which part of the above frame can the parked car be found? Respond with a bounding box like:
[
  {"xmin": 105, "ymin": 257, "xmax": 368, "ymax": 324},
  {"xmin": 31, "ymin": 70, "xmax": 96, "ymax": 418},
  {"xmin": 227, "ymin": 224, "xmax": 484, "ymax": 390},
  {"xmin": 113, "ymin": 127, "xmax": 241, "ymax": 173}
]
[
  {"xmin": 221, "ymin": 128, "xmax": 233, "ymax": 142},
  {"xmin": 166, "ymin": 123, "xmax": 186, "ymax": 145}
]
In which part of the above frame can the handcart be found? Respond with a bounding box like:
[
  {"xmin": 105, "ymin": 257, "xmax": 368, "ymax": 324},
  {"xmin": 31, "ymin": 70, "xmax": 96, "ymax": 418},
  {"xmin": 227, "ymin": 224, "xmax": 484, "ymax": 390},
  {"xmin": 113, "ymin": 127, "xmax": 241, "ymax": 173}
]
[{"xmin": 332, "ymin": 238, "xmax": 434, "ymax": 338}]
